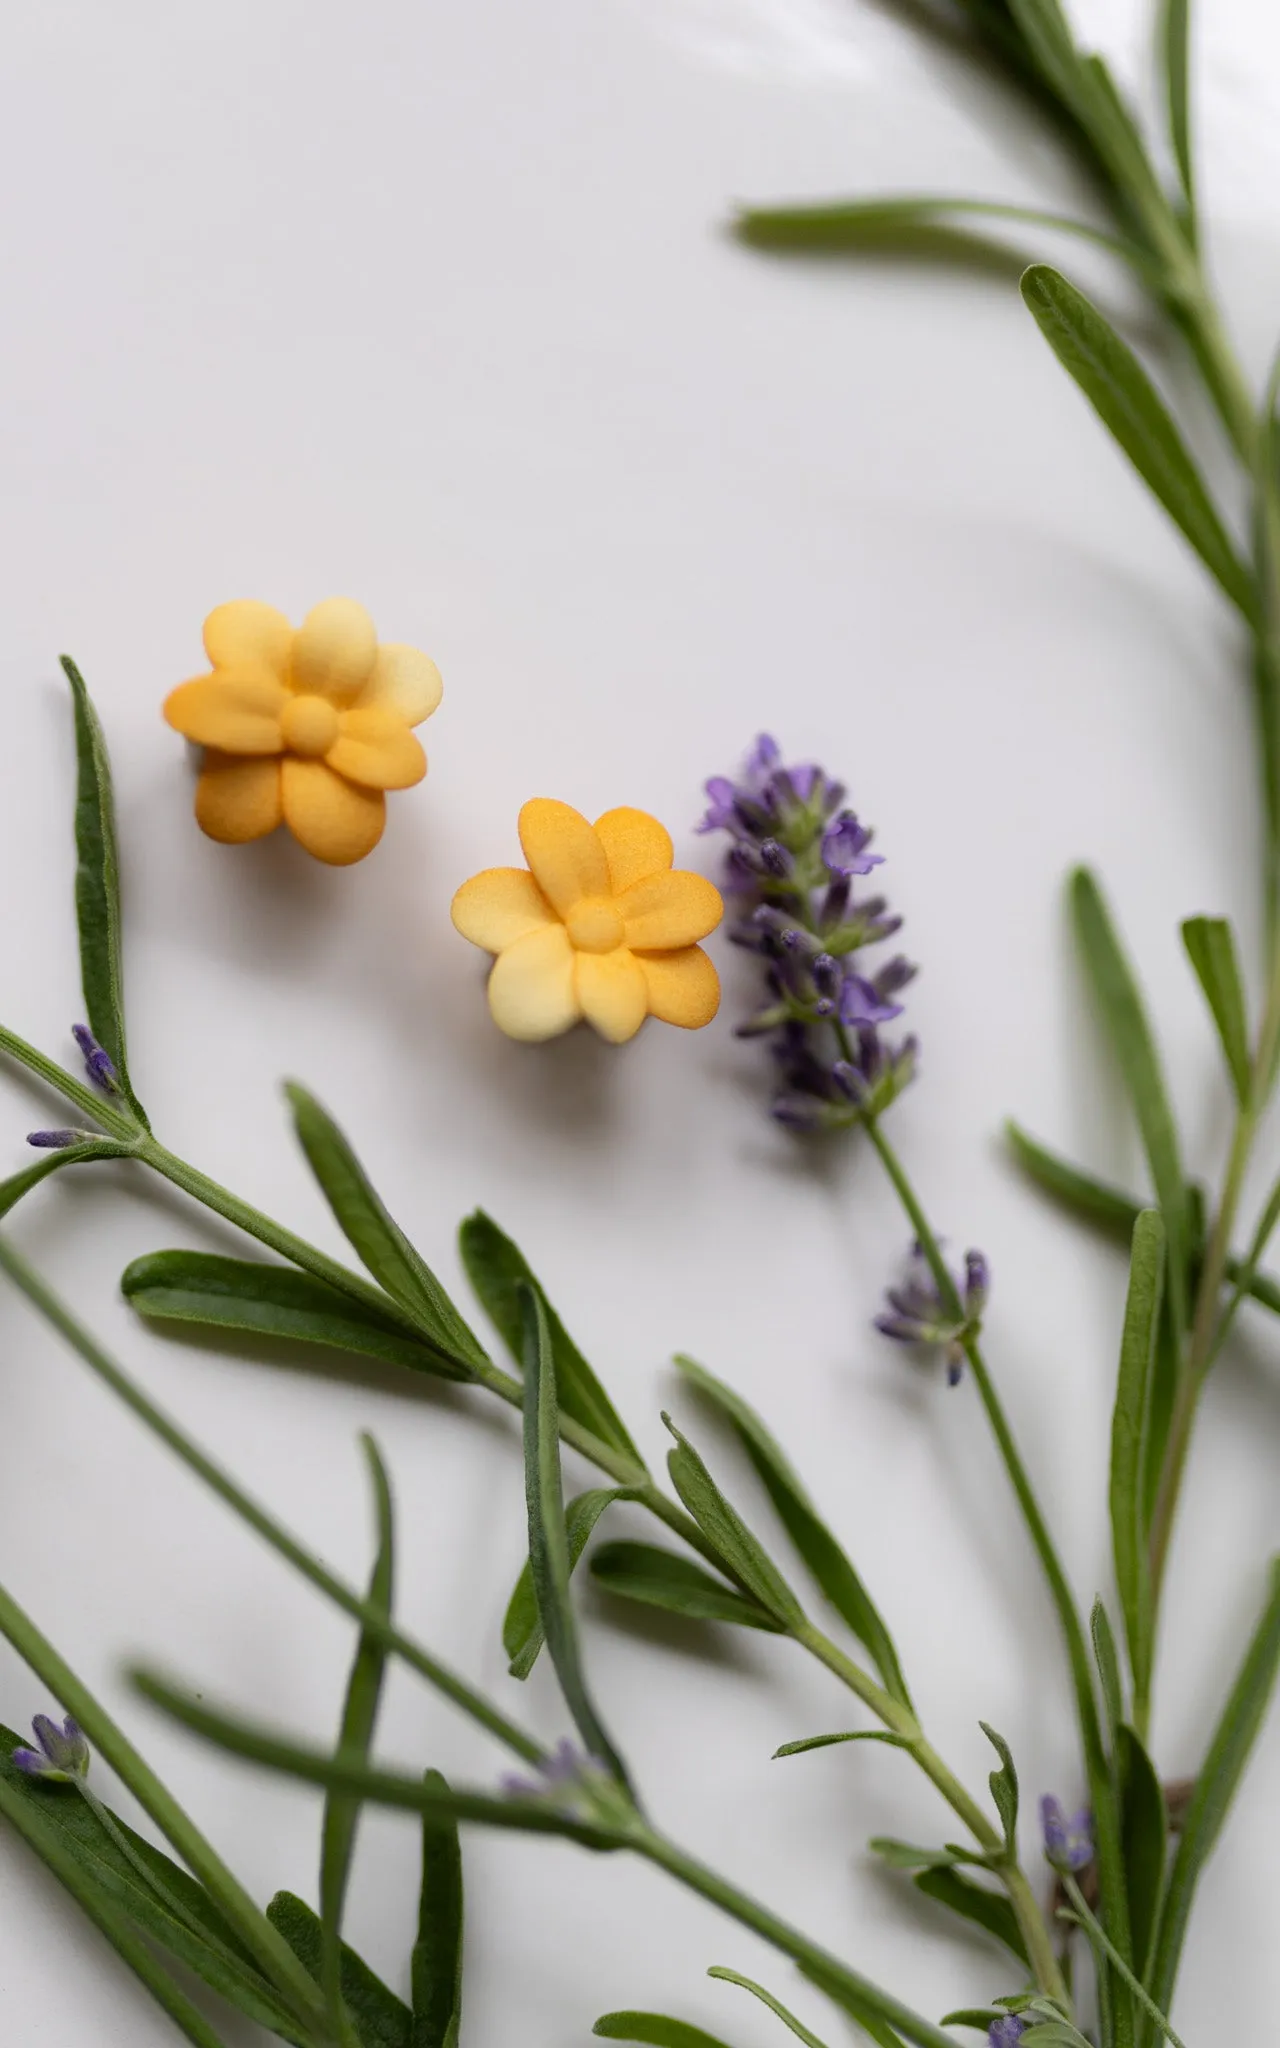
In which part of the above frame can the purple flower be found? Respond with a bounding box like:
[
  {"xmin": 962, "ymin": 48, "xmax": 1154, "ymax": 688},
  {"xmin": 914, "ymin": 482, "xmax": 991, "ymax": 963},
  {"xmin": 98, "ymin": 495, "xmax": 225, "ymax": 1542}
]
[
  {"xmin": 1041, "ymin": 1794, "xmax": 1093, "ymax": 1871},
  {"xmin": 26, "ymin": 1129, "xmax": 86, "ymax": 1150},
  {"xmin": 72, "ymin": 1025, "xmax": 118, "ymax": 1094},
  {"xmin": 500, "ymin": 1738, "xmax": 614, "ymax": 1822},
  {"xmin": 12, "ymin": 1714, "xmax": 90, "ymax": 1783},
  {"xmin": 988, "ymin": 2020, "xmax": 1027, "ymax": 2047},
  {"xmin": 875, "ymin": 1242, "xmax": 989, "ymax": 1384},
  {"xmin": 821, "ymin": 811, "xmax": 882, "ymax": 879}
]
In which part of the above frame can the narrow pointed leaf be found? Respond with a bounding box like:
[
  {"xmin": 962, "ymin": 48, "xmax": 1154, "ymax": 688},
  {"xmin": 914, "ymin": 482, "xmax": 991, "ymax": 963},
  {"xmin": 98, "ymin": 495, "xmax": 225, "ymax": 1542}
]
[
  {"xmin": 1148, "ymin": 1560, "xmax": 1280, "ymax": 2015},
  {"xmin": 411, "ymin": 1769, "xmax": 463, "ymax": 2048},
  {"xmin": 664, "ymin": 1415, "xmax": 806, "ymax": 1629},
  {"xmin": 1181, "ymin": 917, "xmax": 1251, "ymax": 1104},
  {"xmin": 505, "ymin": 1488, "xmax": 639, "ymax": 1678},
  {"xmin": 522, "ymin": 1287, "xmax": 630, "ymax": 1783},
  {"xmin": 1021, "ymin": 268, "xmax": 1255, "ymax": 619},
  {"xmin": 287, "ymin": 1084, "xmax": 488, "ymax": 1373},
  {"xmin": 593, "ymin": 2017, "xmax": 736, "ymax": 2047},
  {"xmin": 1004, "ymin": 1123, "xmax": 1141, "ymax": 1241},
  {"xmin": 62, "ymin": 657, "xmax": 148, "ymax": 1125},
  {"xmin": 1118, "ymin": 1725, "xmax": 1166, "ymax": 1978},
  {"xmin": 1091, "ymin": 1600, "xmax": 1125, "ymax": 1745},
  {"xmin": 0, "ymin": 1141, "xmax": 134, "ymax": 1221},
  {"xmin": 460, "ymin": 1210, "xmax": 644, "ymax": 1466},
  {"xmin": 676, "ymin": 1356, "xmax": 909, "ymax": 1701},
  {"xmin": 268, "ymin": 1891, "xmax": 412, "ymax": 2048},
  {"xmin": 708, "ymin": 1965, "xmax": 829, "ymax": 2046},
  {"xmin": 980, "ymin": 1723, "xmax": 1018, "ymax": 1852},
  {"xmin": 1007, "ymin": 0, "xmax": 1084, "ymax": 104},
  {"xmin": 913, "ymin": 1866, "xmax": 1030, "ymax": 1967},
  {"xmin": 1160, "ymin": 0, "xmax": 1194, "ymax": 218},
  {"xmin": 1110, "ymin": 1212, "xmax": 1165, "ymax": 1699},
  {"xmin": 870, "ymin": 1838, "xmax": 967, "ymax": 1871},
  {"xmin": 590, "ymin": 1541, "xmax": 784, "ymax": 1632},
  {"xmin": 1070, "ymin": 870, "xmax": 1189, "ymax": 1331},
  {"xmin": 122, "ymin": 1250, "xmax": 466, "ymax": 1381},
  {"xmin": 774, "ymin": 1730, "xmax": 908, "ymax": 1758},
  {"xmin": 320, "ymin": 1437, "xmax": 395, "ymax": 2029},
  {"xmin": 736, "ymin": 193, "xmax": 1142, "ymax": 266}
]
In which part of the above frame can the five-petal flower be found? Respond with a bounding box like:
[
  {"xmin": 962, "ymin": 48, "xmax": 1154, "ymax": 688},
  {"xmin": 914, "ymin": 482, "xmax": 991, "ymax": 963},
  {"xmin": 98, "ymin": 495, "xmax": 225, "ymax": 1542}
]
[
  {"xmin": 452, "ymin": 800, "xmax": 723, "ymax": 1042},
  {"xmin": 164, "ymin": 598, "xmax": 442, "ymax": 865}
]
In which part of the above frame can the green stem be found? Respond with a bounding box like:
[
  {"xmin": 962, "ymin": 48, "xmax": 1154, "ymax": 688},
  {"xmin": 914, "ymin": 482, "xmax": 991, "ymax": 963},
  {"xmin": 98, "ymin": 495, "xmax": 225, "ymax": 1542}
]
[
  {"xmin": 0, "ymin": 1022, "xmax": 139, "ymax": 1138},
  {"xmin": 0, "ymin": 1582, "xmax": 329, "ymax": 2037},
  {"xmin": 1063, "ymin": 1877, "xmax": 1188, "ymax": 2048}
]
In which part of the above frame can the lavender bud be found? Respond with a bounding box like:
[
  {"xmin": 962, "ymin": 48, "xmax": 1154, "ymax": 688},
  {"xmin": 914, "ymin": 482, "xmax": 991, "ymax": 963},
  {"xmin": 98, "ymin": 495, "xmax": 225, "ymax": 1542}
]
[
  {"xmin": 1041, "ymin": 1794, "xmax": 1093, "ymax": 1871},
  {"xmin": 821, "ymin": 811, "xmax": 883, "ymax": 879},
  {"xmin": 13, "ymin": 1713, "xmax": 90, "ymax": 1783},
  {"xmin": 71, "ymin": 1024, "xmax": 118, "ymax": 1094},
  {"xmin": 988, "ymin": 2021, "xmax": 1028, "ymax": 2047},
  {"xmin": 26, "ymin": 1129, "xmax": 87, "ymax": 1149},
  {"xmin": 759, "ymin": 838, "xmax": 792, "ymax": 879}
]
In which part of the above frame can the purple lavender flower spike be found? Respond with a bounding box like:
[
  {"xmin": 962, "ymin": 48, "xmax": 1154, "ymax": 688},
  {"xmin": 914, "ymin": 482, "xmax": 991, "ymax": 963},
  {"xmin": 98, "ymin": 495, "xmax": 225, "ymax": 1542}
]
[
  {"xmin": 744, "ymin": 733, "xmax": 781, "ymax": 782},
  {"xmin": 839, "ymin": 972, "xmax": 905, "ymax": 1028},
  {"xmin": 1041, "ymin": 1794, "xmax": 1094, "ymax": 1871},
  {"xmin": 72, "ymin": 1024, "xmax": 118, "ymax": 1094},
  {"xmin": 697, "ymin": 776, "xmax": 740, "ymax": 834},
  {"xmin": 988, "ymin": 2020, "xmax": 1027, "ymax": 2047},
  {"xmin": 821, "ymin": 811, "xmax": 883, "ymax": 879},
  {"xmin": 13, "ymin": 1713, "xmax": 90, "ymax": 1783},
  {"xmin": 875, "ymin": 1242, "xmax": 990, "ymax": 1385}
]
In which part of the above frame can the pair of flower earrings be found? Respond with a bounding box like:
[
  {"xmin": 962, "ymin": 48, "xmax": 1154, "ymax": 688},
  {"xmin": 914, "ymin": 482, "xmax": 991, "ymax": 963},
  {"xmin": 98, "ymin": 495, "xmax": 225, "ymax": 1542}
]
[{"xmin": 163, "ymin": 598, "xmax": 723, "ymax": 1045}]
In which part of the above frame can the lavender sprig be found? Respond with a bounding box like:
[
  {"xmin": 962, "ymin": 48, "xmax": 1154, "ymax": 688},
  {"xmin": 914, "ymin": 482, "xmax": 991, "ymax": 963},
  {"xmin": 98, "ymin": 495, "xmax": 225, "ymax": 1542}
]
[
  {"xmin": 12, "ymin": 1712, "xmax": 91, "ymax": 1783},
  {"xmin": 699, "ymin": 735, "xmax": 916, "ymax": 1130},
  {"xmin": 875, "ymin": 1244, "xmax": 989, "ymax": 1385}
]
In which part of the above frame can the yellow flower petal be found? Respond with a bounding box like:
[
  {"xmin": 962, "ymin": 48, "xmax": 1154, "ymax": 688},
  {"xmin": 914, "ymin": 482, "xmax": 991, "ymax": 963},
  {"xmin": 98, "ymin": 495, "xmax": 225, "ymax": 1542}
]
[
  {"xmin": 638, "ymin": 945, "xmax": 720, "ymax": 1029},
  {"xmin": 452, "ymin": 869, "xmax": 557, "ymax": 952},
  {"xmin": 518, "ymin": 799, "xmax": 610, "ymax": 917},
  {"xmin": 618, "ymin": 869, "xmax": 723, "ymax": 950},
  {"xmin": 594, "ymin": 807, "xmax": 674, "ymax": 894},
  {"xmin": 202, "ymin": 600, "xmax": 294, "ymax": 680},
  {"xmin": 281, "ymin": 758, "xmax": 385, "ymax": 865},
  {"xmin": 194, "ymin": 753, "xmax": 284, "ymax": 844},
  {"xmin": 487, "ymin": 925, "xmax": 581, "ymax": 1041},
  {"xmin": 327, "ymin": 707, "xmax": 427, "ymax": 790},
  {"xmin": 576, "ymin": 948, "xmax": 648, "ymax": 1044},
  {"xmin": 358, "ymin": 644, "xmax": 443, "ymax": 727},
  {"xmin": 163, "ymin": 673, "xmax": 286, "ymax": 754},
  {"xmin": 291, "ymin": 598, "xmax": 378, "ymax": 704}
]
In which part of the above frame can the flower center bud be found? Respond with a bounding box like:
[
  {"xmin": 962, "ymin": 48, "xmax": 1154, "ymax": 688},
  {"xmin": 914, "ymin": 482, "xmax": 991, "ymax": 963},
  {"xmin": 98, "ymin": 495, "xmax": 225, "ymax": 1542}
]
[
  {"xmin": 281, "ymin": 693, "xmax": 340, "ymax": 758},
  {"xmin": 566, "ymin": 896, "xmax": 624, "ymax": 953}
]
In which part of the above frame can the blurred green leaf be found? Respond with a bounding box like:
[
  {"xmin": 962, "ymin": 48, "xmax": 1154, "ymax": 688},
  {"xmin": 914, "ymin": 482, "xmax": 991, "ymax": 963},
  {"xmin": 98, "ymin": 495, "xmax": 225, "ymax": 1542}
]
[
  {"xmin": 0, "ymin": 1141, "xmax": 134, "ymax": 1222},
  {"xmin": 460, "ymin": 1211, "xmax": 644, "ymax": 1466},
  {"xmin": 735, "ymin": 193, "xmax": 1143, "ymax": 270},
  {"xmin": 664, "ymin": 1416, "xmax": 805, "ymax": 1629},
  {"xmin": 913, "ymin": 1866, "xmax": 1030, "ymax": 1967},
  {"xmin": 980, "ymin": 1723, "xmax": 1018, "ymax": 1852},
  {"xmin": 1091, "ymin": 1599, "xmax": 1125, "ymax": 1744},
  {"xmin": 1118, "ymin": 1724, "xmax": 1167, "ymax": 1978},
  {"xmin": 594, "ymin": 2016, "xmax": 736, "ymax": 2047},
  {"xmin": 1160, "ymin": 0, "xmax": 1195, "ymax": 222},
  {"xmin": 676, "ymin": 1357, "xmax": 909, "ymax": 1702},
  {"xmin": 1110, "ymin": 1213, "xmax": 1165, "ymax": 1701},
  {"xmin": 591, "ymin": 1541, "xmax": 784, "ymax": 1632},
  {"xmin": 121, "ymin": 1250, "xmax": 465, "ymax": 1381},
  {"xmin": 1181, "ymin": 917, "xmax": 1251, "ymax": 1104},
  {"xmin": 411, "ymin": 1769, "xmax": 464, "ymax": 2048},
  {"xmin": 1021, "ymin": 269, "xmax": 1255, "ymax": 620},
  {"xmin": 267, "ymin": 1891, "xmax": 411, "ymax": 2048},
  {"xmin": 505, "ymin": 1487, "xmax": 639, "ymax": 1678},
  {"xmin": 708, "ymin": 1965, "xmax": 829, "ymax": 2047},
  {"xmin": 774, "ymin": 1730, "xmax": 908, "ymax": 1759},
  {"xmin": 1004, "ymin": 1122, "xmax": 1142, "ymax": 1241}
]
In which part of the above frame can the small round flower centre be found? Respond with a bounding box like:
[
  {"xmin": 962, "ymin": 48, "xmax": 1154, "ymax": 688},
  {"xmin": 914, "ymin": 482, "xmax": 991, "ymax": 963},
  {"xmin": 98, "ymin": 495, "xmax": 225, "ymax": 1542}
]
[
  {"xmin": 566, "ymin": 896, "xmax": 624, "ymax": 953},
  {"xmin": 281, "ymin": 693, "xmax": 340, "ymax": 758}
]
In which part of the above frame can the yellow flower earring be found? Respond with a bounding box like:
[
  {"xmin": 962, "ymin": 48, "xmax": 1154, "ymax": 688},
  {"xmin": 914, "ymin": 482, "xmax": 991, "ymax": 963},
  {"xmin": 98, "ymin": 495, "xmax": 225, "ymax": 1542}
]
[
  {"xmin": 164, "ymin": 598, "xmax": 442, "ymax": 865},
  {"xmin": 452, "ymin": 799, "xmax": 723, "ymax": 1043}
]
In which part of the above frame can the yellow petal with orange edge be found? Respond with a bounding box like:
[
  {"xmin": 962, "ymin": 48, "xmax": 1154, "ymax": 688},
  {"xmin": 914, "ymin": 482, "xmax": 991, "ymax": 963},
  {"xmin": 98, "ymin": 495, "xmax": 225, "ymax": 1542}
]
[
  {"xmin": 281, "ymin": 758, "xmax": 385, "ymax": 865},
  {"xmin": 452, "ymin": 868, "xmax": 557, "ymax": 952},
  {"xmin": 358, "ymin": 644, "xmax": 443, "ymax": 726},
  {"xmin": 327, "ymin": 707, "xmax": 426, "ymax": 790},
  {"xmin": 291, "ymin": 598, "xmax": 378, "ymax": 704},
  {"xmin": 518, "ymin": 799, "xmax": 610, "ymax": 918},
  {"xmin": 487, "ymin": 924, "xmax": 580, "ymax": 1041},
  {"xmin": 194, "ymin": 753, "xmax": 283, "ymax": 844},
  {"xmin": 203, "ymin": 600, "xmax": 293, "ymax": 680},
  {"xmin": 638, "ymin": 945, "xmax": 720, "ymax": 1029},
  {"xmin": 618, "ymin": 869, "xmax": 723, "ymax": 950},
  {"xmin": 594, "ymin": 807, "xmax": 674, "ymax": 894},
  {"xmin": 164, "ymin": 673, "xmax": 286, "ymax": 753},
  {"xmin": 576, "ymin": 948, "xmax": 648, "ymax": 1044}
]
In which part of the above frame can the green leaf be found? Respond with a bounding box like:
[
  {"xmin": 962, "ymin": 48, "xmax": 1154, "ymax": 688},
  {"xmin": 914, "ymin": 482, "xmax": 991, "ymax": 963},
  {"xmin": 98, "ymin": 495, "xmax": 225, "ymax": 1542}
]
[
  {"xmin": 459, "ymin": 1211, "xmax": 643, "ymax": 1467},
  {"xmin": 1142, "ymin": 1294, "xmax": 1181, "ymax": 1538},
  {"xmin": 1118, "ymin": 1724, "xmax": 1167, "ymax": 1978},
  {"xmin": 708, "ymin": 1965, "xmax": 829, "ymax": 2047},
  {"xmin": 286, "ymin": 1084, "xmax": 487, "ymax": 1374},
  {"xmin": 774, "ymin": 1730, "xmax": 908, "ymax": 1758},
  {"xmin": 676, "ymin": 1356, "xmax": 909, "ymax": 1702},
  {"xmin": 1070, "ymin": 869, "xmax": 1189, "ymax": 1332},
  {"xmin": 62, "ymin": 657, "xmax": 148, "ymax": 1126},
  {"xmin": 1006, "ymin": 0, "xmax": 1084, "ymax": 105},
  {"xmin": 521, "ymin": 1287, "xmax": 630, "ymax": 1784},
  {"xmin": 1110, "ymin": 1212, "xmax": 1165, "ymax": 1701},
  {"xmin": 130, "ymin": 1674, "xmax": 627, "ymax": 1852},
  {"xmin": 0, "ymin": 1141, "xmax": 135, "ymax": 1221},
  {"xmin": 504, "ymin": 1488, "xmax": 638, "ymax": 1679},
  {"xmin": 980, "ymin": 1722, "xmax": 1018, "ymax": 1852},
  {"xmin": 1147, "ymin": 1559, "xmax": 1280, "ymax": 2016},
  {"xmin": 913, "ymin": 1866, "xmax": 1030, "ymax": 1968},
  {"xmin": 320, "ymin": 1438, "xmax": 395, "ymax": 2028},
  {"xmin": 590, "ymin": 1540, "xmax": 785, "ymax": 1632},
  {"xmin": 1091, "ymin": 1600, "xmax": 1125, "ymax": 1745},
  {"xmin": 0, "ymin": 1726, "xmax": 303, "ymax": 2043},
  {"xmin": 797, "ymin": 1961, "xmax": 912, "ymax": 2048},
  {"xmin": 1160, "ymin": 0, "xmax": 1194, "ymax": 221},
  {"xmin": 593, "ymin": 2016, "xmax": 736, "ymax": 2047},
  {"xmin": 121, "ymin": 1250, "xmax": 467, "ymax": 1382},
  {"xmin": 1004, "ymin": 1122, "xmax": 1141, "ymax": 1242},
  {"xmin": 663, "ymin": 1415, "xmax": 806, "ymax": 1629},
  {"xmin": 267, "ymin": 1891, "xmax": 412, "ymax": 2048},
  {"xmin": 1021, "ymin": 268, "xmax": 1255, "ymax": 620},
  {"xmin": 411, "ymin": 1769, "xmax": 463, "ymax": 2048},
  {"xmin": 735, "ymin": 193, "xmax": 1143, "ymax": 267},
  {"xmin": 869, "ymin": 1838, "xmax": 967, "ymax": 1871},
  {"xmin": 1181, "ymin": 917, "xmax": 1251, "ymax": 1104},
  {"xmin": 940, "ymin": 2015, "xmax": 1006, "ymax": 2035}
]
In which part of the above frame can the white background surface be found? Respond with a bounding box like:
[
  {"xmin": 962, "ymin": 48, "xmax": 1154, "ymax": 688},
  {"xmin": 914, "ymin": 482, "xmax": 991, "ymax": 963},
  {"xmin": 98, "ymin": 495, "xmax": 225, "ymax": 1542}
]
[{"xmin": 0, "ymin": 0, "xmax": 1278, "ymax": 2040}]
